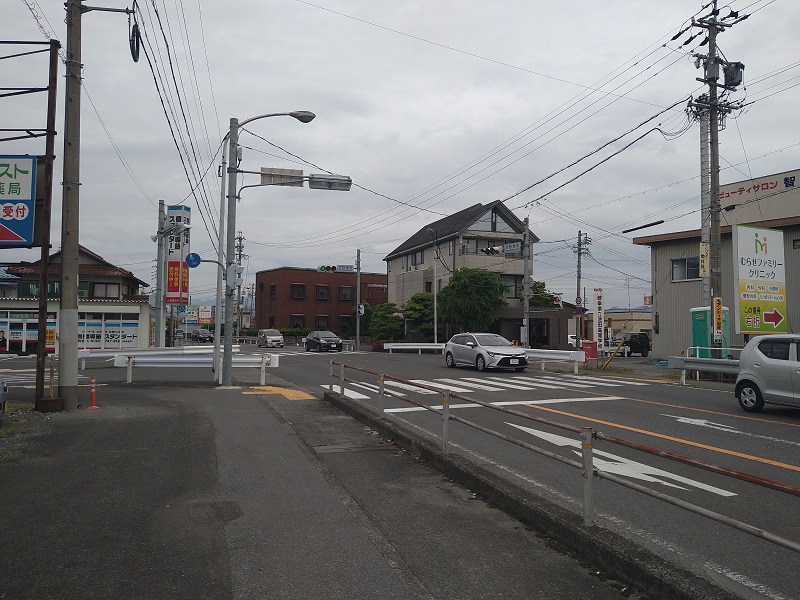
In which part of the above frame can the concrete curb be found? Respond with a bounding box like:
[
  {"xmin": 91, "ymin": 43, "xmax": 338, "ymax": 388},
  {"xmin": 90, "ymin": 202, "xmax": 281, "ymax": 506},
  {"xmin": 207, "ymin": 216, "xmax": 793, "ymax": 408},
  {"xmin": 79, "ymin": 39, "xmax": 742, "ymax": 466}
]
[{"xmin": 324, "ymin": 390, "xmax": 731, "ymax": 600}]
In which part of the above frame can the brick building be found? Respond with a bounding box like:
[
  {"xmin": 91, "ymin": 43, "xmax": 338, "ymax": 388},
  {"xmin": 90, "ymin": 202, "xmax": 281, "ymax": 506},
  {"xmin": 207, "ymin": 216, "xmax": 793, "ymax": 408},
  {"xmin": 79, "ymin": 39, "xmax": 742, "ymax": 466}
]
[{"xmin": 255, "ymin": 267, "xmax": 388, "ymax": 333}]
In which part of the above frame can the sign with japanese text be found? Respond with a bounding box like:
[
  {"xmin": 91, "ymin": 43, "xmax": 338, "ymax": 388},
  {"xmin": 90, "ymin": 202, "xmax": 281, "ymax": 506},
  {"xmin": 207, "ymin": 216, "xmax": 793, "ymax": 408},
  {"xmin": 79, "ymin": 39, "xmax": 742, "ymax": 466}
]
[
  {"xmin": 165, "ymin": 205, "xmax": 190, "ymax": 305},
  {"xmin": 732, "ymin": 225, "xmax": 787, "ymax": 334},
  {"xmin": 713, "ymin": 297, "xmax": 723, "ymax": 343},
  {"xmin": 699, "ymin": 242, "xmax": 710, "ymax": 278},
  {"xmin": 594, "ymin": 288, "xmax": 604, "ymax": 350},
  {"xmin": 0, "ymin": 155, "xmax": 36, "ymax": 245},
  {"xmin": 198, "ymin": 305, "xmax": 213, "ymax": 325}
]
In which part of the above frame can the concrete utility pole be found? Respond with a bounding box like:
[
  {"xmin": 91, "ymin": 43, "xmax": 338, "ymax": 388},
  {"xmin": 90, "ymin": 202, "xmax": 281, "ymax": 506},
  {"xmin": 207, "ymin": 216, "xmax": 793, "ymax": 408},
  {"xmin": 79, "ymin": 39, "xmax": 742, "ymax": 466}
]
[
  {"xmin": 235, "ymin": 231, "xmax": 246, "ymax": 335},
  {"xmin": 522, "ymin": 217, "xmax": 530, "ymax": 348},
  {"xmin": 689, "ymin": 0, "xmax": 746, "ymax": 355},
  {"xmin": 59, "ymin": 0, "xmax": 83, "ymax": 410},
  {"xmin": 574, "ymin": 231, "xmax": 590, "ymax": 345},
  {"xmin": 154, "ymin": 200, "xmax": 167, "ymax": 346},
  {"xmin": 355, "ymin": 249, "xmax": 361, "ymax": 351}
]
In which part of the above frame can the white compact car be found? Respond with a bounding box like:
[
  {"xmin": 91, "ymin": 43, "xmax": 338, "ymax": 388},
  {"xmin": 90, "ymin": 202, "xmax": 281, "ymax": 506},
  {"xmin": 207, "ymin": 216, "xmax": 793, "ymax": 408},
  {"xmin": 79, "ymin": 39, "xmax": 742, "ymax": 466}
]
[
  {"xmin": 444, "ymin": 333, "xmax": 528, "ymax": 372},
  {"xmin": 735, "ymin": 334, "xmax": 800, "ymax": 412},
  {"xmin": 257, "ymin": 329, "xmax": 284, "ymax": 348}
]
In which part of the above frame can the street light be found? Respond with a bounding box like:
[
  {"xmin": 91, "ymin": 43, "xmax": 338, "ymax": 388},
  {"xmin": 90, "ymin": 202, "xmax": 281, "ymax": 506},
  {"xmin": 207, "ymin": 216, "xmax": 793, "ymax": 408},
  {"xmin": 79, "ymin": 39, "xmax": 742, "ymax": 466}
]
[
  {"xmin": 427, "ymin": 227, "xmax": 438, "ymax": 344},
  {"xmin": 219, "ymin": 111, "xmax": 316, "ymax": 387}
]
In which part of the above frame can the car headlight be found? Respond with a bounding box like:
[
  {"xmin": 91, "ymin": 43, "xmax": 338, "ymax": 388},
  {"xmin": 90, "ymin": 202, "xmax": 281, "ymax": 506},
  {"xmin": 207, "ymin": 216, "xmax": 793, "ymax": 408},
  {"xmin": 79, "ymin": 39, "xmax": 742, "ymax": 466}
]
[{"xmin": 486, "ymin": 351, "xmax": 496, "ymax": 357}]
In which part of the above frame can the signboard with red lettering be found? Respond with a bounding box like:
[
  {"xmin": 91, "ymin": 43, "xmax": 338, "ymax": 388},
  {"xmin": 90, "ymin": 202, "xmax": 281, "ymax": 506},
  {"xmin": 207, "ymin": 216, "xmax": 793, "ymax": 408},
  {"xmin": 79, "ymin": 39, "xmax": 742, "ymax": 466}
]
[
  {"xmin": 165, "ymin": 205, "xmax": 190, "ymax": 305},
  {"xmin": 732, "ymin": 225, "xmax": 787, "ymax": 334},
  {"xmin": 0, "ymin": 156, "xmax": 36, "ymax": 245}
]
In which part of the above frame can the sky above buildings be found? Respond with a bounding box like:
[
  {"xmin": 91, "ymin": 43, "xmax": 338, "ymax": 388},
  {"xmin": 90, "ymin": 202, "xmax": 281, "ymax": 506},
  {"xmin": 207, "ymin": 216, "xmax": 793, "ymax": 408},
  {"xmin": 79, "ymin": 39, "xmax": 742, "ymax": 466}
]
[{"xmin": 3, "ymin": 0, "xmax": 799, "ymax": 309}]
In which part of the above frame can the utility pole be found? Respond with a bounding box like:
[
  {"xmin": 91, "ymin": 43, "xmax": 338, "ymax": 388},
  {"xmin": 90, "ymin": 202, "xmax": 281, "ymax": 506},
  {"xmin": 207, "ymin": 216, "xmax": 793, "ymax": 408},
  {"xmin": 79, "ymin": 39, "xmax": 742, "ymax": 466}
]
[
  {"xmin": 522, "ymin": 217, "xmax": 530, "ymax": 348},
  {"xmin": 154, "ymin": 200, "xmax": 167, "ymax": 346},
  {"xmin": 574, "ymin": 231, "xmax": 590, "ymax": 345},
  {"xmin": 355, "ymin": 249, "xmax": 361, "ymax": 351},
  {"xmin": 235, "ymin": 231, "xmax": 246, "ymax": 336},
  {"xmin": 688, "ymin": 1, "xmax": 746, "ymax": 355}
]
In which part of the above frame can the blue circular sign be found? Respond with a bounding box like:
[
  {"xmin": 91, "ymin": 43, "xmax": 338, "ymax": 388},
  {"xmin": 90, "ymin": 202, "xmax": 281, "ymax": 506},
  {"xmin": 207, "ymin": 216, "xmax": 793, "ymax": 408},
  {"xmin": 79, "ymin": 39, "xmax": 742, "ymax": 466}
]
[{"xmin": 185, "ymin": 252, "xmax": 202, "ymax": 268}]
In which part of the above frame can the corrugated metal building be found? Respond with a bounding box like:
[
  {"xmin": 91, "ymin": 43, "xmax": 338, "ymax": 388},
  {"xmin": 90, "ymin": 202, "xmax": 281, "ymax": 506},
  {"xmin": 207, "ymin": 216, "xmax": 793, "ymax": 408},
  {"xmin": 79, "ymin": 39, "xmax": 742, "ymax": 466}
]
[{"xmin": 633, "ymin": 169, "xmax": 800, "ymax": 358}]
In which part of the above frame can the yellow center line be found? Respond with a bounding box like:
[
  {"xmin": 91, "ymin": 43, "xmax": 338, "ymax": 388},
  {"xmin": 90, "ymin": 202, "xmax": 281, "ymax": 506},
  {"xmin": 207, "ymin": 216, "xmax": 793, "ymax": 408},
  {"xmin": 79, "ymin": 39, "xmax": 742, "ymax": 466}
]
[{"xmin": 525, "ymin": 403, "xmax": 800, "ymax": 473}]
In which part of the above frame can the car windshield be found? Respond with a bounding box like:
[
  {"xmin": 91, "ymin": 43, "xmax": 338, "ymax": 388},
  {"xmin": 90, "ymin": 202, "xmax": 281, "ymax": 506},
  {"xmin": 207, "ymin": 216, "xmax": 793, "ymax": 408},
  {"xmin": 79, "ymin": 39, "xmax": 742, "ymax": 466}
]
[
  {"xmin": 474, "ymin": 334, "xmax": 513, "ymax": 347},
  {"xmin": 319, "ymin": 331, "xmax": 338, "ymax": 338},
  {"xmin": 264, "ymin": 330, "xmax": 280, "ymax": 336}
]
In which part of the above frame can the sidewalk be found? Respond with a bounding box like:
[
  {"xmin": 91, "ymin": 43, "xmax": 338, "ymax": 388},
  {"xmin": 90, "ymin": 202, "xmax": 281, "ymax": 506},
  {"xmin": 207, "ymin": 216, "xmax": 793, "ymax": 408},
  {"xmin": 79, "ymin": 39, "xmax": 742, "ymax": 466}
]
[{"xmin": 1, "ymin": 366, "xmax": 639, "ymax": 600}]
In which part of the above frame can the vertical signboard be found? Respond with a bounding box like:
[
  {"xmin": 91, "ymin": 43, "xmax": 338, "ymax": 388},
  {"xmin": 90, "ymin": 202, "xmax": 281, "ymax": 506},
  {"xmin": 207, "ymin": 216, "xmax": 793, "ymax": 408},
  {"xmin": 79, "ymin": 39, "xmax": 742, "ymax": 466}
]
[
  {"xmin": 198, "ymin": 305, "xmax": 213, "ymax": 325},
  {"xmin": 594, "ymin": 288, "xmax": 605, "ymax": 351},
  {"xmin": 0, "ymin": 156, "xmax": 36, "ymax": 246},
  {"xmin": 713, "ymin": 297, "xmax": 723, "ymax": 343},
  {"xmin": 732, "ymin": 225, "xmax": 787, "ymax": 334},
  {"xmin": 165, "ymin": 205, "xmax": 190, "ymax": 305}
]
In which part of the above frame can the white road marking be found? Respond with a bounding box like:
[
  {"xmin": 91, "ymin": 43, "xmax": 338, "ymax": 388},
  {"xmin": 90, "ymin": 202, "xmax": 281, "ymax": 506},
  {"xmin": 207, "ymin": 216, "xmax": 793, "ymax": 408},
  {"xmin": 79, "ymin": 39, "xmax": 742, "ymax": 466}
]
[{"xmin": 384, "ymin": 396, "xmax": 621, "ymax": 413}]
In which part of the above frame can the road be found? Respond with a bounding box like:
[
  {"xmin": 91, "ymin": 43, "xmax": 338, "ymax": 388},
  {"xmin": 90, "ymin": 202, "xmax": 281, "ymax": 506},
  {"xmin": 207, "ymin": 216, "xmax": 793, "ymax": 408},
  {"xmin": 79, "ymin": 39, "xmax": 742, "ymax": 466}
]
[{"xmin": 266, "ymin": 346, "xmax": 800, "ymax": 600}]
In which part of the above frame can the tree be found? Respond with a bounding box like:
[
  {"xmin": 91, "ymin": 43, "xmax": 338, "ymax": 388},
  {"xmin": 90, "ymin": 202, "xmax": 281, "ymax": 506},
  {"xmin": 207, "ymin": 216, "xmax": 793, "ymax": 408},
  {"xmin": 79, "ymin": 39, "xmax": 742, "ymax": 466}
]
[
  {"xmin": 438, "ymin": 268, "xmax": 506, "ymax": 332},
  {"xmin": 528, "ymin": 280, "xmax": 556, "ymax": 308},
  {"xmin": 403, "ymin": 292, "xmax": 434, "ymax": 339},
  {"xmin": 368, "ymin": 302, "xmax": 404, "ymax": 340},
  {"xmin": 351, "ymin": 300, "xmax": 373, "ymax": 336}
]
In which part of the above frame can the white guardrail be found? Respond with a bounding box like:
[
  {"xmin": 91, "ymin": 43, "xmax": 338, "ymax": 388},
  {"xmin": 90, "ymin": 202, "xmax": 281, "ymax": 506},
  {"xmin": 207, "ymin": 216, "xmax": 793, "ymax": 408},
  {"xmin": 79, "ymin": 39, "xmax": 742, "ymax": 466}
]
[
  {"xmin": 667, "ymin": 355, "xmax": 740, "ymax": 385},
  {"xmin": 383, "ymin": 343, "xmax": 445, "ymax": 354},
  {"xmin": 111, "ymin": 351, "xmax": 278, "ymax": 385}
]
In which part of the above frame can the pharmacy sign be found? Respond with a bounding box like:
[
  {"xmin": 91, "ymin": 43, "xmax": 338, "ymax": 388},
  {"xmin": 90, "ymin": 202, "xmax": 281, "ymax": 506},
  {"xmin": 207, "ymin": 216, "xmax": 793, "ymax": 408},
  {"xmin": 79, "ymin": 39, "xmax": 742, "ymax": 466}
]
[{"xmin": 0, "ymin": 156, "xmax": 36, "ymax": 245}]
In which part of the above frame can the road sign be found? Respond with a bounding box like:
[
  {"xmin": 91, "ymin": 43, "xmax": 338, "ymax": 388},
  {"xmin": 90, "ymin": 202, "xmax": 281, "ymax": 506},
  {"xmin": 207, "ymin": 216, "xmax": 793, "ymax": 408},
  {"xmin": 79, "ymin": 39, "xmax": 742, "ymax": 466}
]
[
  {"xmin": 503, "ymin": 241, "xmax": 521, "ymax": 253},
  {"xmin": 337, "ymin": 264, "xmax": 355, "ymax": 273},
  {"xmin": 185, "ymin": 252, "xmax": 201, "ymax": 268},
  {"xmin": 0, "ymin": 156, "xmax": 36, "ymax": 246}
]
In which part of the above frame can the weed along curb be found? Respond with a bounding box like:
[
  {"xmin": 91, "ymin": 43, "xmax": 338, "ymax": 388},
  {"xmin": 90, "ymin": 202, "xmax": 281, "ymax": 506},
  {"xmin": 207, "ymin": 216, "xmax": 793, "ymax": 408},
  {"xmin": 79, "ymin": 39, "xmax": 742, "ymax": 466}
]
[{"xmin": 323, "ymin": 390, "xmax": 731, "ymax": 600}]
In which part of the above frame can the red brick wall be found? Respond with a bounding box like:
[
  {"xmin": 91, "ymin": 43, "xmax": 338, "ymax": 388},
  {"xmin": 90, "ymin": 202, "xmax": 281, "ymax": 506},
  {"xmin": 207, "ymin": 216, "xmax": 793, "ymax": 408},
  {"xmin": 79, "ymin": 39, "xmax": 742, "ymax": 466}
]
[{"xmin": 255, "ymin": 267, "xmax": 387, "ymax": 333}]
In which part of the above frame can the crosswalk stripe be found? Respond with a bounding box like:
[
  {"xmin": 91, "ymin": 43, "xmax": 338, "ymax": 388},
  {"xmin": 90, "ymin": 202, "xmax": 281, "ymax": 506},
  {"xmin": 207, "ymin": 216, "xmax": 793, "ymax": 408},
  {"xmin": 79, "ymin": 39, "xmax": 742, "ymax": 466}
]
[
  {"xmin": 432, "ymin": 378, "xmax": 504, "ymax": 391},
  {"xmin": 503, "ymin": 376, "xmax": 562, "ymax": 389},
  {"xmin": 385, "ymin": 396, "xmax": 621, "ymax": 413},
  {"xmin": 410, "ymin": 379, "xmax": 480, "ymax": 393},
  {"xmin": 476, "ymin": 377, "xmax": 545, "ymax": 390},
  {"xmin": 524, "ymin": 376, "xmax": 594, "ymax": 388},
  {"xmin": 383, "ymin": 380, "xmax": 440, "ymax": 395},
  {"xmin": 319, "ymin": 384, "xmax": 370, "ymax": 400}
]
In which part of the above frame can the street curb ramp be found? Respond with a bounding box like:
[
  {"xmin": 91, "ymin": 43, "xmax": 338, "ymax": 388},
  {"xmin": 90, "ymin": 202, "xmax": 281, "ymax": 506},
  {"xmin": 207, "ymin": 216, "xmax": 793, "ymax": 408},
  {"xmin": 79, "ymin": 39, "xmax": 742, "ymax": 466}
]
[{"xmin": 324, "ymin": 390, "xmax": 731, "ymax": 600}]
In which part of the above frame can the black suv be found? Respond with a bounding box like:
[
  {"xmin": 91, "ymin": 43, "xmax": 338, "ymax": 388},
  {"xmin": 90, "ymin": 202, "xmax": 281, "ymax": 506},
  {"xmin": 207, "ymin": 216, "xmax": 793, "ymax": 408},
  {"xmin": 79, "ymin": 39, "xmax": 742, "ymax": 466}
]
[{"xmin": 613, "ymin": 332, "xmax": 650, "ymax": 357}]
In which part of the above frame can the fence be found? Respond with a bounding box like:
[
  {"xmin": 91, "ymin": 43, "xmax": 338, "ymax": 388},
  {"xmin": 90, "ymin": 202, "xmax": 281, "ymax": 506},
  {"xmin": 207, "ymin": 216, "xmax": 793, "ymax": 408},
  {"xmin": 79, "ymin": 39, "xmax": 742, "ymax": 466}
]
[{"xmin": 327, "ymin": 359, "xmax": 800, "ymax": 554}]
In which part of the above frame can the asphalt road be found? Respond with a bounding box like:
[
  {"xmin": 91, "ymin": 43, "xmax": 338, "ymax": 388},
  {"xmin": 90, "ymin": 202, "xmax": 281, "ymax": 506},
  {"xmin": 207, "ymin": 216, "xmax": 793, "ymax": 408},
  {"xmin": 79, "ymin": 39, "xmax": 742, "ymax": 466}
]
[
  {"xmin": 0, "ymin": 352, "xmax": 641, "ymax": 600},
  {"xmin": 267, "ymin": 346, "xmax": 800, "ymax": 600}
]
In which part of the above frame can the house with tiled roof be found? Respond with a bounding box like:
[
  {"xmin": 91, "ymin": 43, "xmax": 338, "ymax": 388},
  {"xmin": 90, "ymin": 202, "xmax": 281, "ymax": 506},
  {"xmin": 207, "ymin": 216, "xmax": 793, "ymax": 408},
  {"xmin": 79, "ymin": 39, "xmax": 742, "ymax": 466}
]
[
  {"xmin": 0, "ymin": 246, "xmax": 151, "ymax": 354},
  {"xmin": 384, "ymin": 201, "xmax": 572, "ymax": 344}
]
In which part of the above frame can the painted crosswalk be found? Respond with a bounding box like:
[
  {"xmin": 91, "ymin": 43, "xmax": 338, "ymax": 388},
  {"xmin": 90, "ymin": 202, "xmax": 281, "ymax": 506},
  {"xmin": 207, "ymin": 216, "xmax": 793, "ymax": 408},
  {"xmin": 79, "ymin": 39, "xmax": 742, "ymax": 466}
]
[{"xmin": 322, "ymin": 373, "xmax": 648, "ymax": 402}]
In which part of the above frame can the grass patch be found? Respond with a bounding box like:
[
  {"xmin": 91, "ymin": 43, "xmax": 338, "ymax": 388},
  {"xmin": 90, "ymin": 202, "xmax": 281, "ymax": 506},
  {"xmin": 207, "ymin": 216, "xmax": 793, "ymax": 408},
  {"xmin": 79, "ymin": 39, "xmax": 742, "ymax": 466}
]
[
  {"xmin": 1, "ymin": 451, "xmax": 24, "ymax": 462},
  {"xmin": 0, "ymin": 420, "xmax": 26, "ymax": 438},
  {"xmin": 8, "ymin": 400, "xmax": 35, "ymax": 412}
]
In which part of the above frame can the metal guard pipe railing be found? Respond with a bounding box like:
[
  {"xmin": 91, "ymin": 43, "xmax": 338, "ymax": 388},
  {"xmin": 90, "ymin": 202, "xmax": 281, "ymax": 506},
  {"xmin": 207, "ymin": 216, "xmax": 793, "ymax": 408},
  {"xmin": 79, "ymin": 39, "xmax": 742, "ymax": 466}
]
[{"xmin": 329, "ymin": 360, "xmax": 800, "ymax": 555}]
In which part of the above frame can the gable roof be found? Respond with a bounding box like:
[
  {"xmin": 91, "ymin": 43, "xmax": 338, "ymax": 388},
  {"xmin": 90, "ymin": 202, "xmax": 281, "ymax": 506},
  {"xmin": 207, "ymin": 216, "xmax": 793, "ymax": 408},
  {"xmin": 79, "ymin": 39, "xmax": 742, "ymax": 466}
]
[
  {"xmin": 7, "ymin": 245, "xmax": 149, "ymax": 287},
  {"xmin": 384, "ymin": 200, "xmax": 539, "ymax": 260}
]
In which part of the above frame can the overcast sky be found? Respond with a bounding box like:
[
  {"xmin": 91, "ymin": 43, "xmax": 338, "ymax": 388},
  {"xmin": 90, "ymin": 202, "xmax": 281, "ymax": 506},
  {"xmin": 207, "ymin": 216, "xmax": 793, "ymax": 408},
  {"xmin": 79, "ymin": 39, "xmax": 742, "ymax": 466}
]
[{"xmin": 3, "ymin": 0, "xmax": 799, "ymax": 309}]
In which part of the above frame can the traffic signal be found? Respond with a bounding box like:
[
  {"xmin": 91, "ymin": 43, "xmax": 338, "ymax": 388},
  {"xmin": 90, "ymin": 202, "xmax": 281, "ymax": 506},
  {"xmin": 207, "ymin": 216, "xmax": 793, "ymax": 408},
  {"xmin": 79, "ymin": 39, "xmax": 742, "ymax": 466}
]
[
  {"xmin": 318, "ymin": 265, "xmax": 337, "ymax": 272},
  {"xmin": 481, "ymin": 246, "xmax": 502, "ymax": 255}
]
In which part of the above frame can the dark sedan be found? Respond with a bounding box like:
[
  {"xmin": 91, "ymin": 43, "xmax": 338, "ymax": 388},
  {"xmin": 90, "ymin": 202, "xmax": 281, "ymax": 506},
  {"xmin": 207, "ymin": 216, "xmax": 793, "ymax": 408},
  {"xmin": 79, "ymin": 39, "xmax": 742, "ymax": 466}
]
[{"xmin": 304, "ymin": 331, "xmax": 343, "ymax": 352}]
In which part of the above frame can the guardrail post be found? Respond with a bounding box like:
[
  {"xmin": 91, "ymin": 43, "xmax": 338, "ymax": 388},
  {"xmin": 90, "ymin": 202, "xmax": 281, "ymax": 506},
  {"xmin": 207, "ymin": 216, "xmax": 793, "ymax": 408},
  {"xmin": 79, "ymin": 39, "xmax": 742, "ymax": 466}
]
[
  {"xmin": 681, "ymin": 369, "xmax": 686, "ymax": 386},
  {"xmin": 378, "ymin": 371, "xmax": 385, "ymax": 413},
  {"xmin": 339, "ymin": 362, "xmax": 346, "ymax": 396},
  {"xmin": 442, "ymin": 390, "xmax": 451, "ymax": 452},
  {"xmin": 126, "ymin": 356, "xmax": 133, "ymax": 383},
  {"xmin": 581, "ymin": 426, "xmax": 595, "ymax": 527},
  {"xmin": 573, "ymin": 361, "xmax": 579, "ymax": 375},
  {"xmin": 260, "ymin": 356, "xmax": 267, "ymax": 386},
  {"xmin": 328, "ymin": 360, "xmax": 333, "ymax": 392},
  {"xmin": 541, "ymin": 359, "xmax": 546, "ymax": 371}
]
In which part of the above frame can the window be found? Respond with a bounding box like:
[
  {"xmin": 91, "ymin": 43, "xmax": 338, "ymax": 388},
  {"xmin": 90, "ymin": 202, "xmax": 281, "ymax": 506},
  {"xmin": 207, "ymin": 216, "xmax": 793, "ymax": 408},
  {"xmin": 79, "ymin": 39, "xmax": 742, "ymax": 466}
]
[
  {"xmin": 339, "ymin": 315, "xmax": 352, "ymax": 331},
  {"xmin": 79, "ymin": 281, "xmax": 89, "ymax": 298},
  {"xmin": 316, "ymin": 285, "xmax": 330, "ymax": 300},
  {"xmin": 793, "ymin": 239, "xmax": 800, "ymax": 249},
  {"xmin": 425, "ymin": 281, "xmax": 432, "ymax": 293},
  {"xmin": 291, "ymin": 314, "xmax": 305, "ymax": 328},
  {"xmin": 268, "ymin": 315, "xmax": 275, "ymax": 328},
  {"xmin": 671, "ymin": 257, "xmax": 700, "ymax": 281},
  {"xmin": 269, "ymin": 283, "xmax": 276, "ymax": 299},
  {"xmin": 758, "ymin": 340, "xmax": 791, "ymax": 361},
  {"xmin": 339, "ymin": 286, "xmax": 352, "ymax": 301},
  {"xmin": 411, "ymin": 250, "xmax": 424, "ymax": 266},
  {"xmin": 448, "ymin": 240, "xmax": 454, "ymax": 256},
  {"xmin": 315, "ymin": 315, "xmax": 329, "ymax": 329},
  {"xmin": 93, "ymin": 283, "xmax": 120, "ymax": 299},
  {"xmin": 291, "ymin": 283, "xmax": 306, "ymax": 299}
]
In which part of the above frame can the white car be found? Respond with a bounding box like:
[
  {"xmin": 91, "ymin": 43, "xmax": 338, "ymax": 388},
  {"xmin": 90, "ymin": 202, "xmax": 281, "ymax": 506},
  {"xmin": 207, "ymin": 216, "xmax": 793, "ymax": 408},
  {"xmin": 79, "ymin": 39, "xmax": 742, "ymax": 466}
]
[
  {"xmin": 445, "ymin": 333, "xmax": 528, "ymax": 372},
  {"xmin": 257, "ymin": 329, "xmax": 284, "ymax": 348}
]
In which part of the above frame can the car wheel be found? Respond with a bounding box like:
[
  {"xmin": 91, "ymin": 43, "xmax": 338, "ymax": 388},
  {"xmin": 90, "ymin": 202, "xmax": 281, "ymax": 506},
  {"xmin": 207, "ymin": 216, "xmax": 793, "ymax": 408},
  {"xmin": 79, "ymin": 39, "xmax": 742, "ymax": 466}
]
[
  {"xmin": 476, "ymin": 355, "xmax": 486, "ymax": 372},
  {"xmin": 304, "ymin": 343, "xmax": 310, "ymax": 351},
  {"xmin": 514, "ymin": 367, "xmax": 526, "ymax": 372},
  {"xmin": 738, "ymin": 382, "xmax": 764, "ymax": 412},
  {"xmin": 445, "ymin": 352, "xmax": 456, "ymax": 368},
  {"xmin": 641, "ymin": 350, "xmax": 649, "ymax": 357},
  {"xmin": 337, "ymin": 348, "xmax": 343, "ymax": 352}
]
